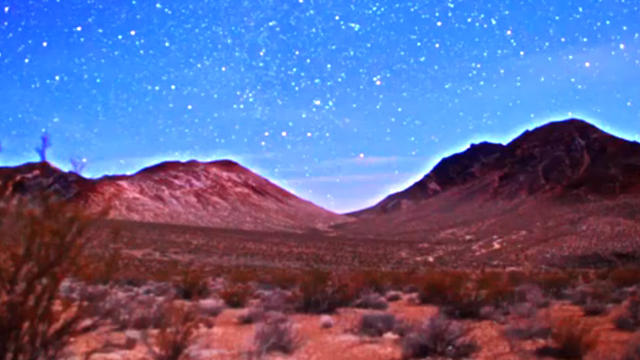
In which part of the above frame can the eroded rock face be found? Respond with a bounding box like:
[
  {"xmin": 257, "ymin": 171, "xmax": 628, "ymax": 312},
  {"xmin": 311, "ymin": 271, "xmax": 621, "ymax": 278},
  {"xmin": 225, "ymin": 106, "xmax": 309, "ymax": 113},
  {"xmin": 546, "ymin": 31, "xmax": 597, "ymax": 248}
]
[{"xmin": 364, "ymin": 119, "xmax": 640, "ymax": 214}]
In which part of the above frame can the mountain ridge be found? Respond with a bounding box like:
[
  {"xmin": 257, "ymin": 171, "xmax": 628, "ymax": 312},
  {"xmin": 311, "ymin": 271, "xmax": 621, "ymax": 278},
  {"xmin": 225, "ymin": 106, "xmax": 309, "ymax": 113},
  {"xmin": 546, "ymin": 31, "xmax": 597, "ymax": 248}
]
[
  {"xmin": 0, "ymin": 159, "xmax": 344, "ymax": 232},
  {"xmin": 354, "ymin": 119, "xmax": 640, "ymax": 216}
]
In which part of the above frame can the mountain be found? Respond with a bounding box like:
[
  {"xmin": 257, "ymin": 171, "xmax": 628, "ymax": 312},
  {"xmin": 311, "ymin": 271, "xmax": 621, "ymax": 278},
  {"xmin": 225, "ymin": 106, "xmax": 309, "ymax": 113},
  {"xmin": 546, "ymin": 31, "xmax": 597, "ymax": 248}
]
[
  {"xmin": 0, "ymin": 160, "xmax": 343, "ymax": 232},
  {"xmin": 339, "ymin": 119, "xmax": 640, "ymax": 267},
  {"xmin": 357, "ymin": 119, "xmax": 640, "ymax": 215}
]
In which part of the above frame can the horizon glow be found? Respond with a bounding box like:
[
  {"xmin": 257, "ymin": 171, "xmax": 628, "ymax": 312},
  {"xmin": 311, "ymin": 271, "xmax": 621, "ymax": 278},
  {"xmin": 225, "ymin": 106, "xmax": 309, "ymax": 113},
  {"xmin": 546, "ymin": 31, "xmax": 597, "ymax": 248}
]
[{"xmin": 1, "ymin": 1, "xmax": 639, "ymax": 213}]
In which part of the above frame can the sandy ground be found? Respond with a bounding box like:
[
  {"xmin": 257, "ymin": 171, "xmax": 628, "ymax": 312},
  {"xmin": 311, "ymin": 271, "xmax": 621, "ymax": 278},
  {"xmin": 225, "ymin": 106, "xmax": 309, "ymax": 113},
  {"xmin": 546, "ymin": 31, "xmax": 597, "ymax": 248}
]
[{"xmin": 68, "ymin": 295, "xmax": 636, "ymax": 360}]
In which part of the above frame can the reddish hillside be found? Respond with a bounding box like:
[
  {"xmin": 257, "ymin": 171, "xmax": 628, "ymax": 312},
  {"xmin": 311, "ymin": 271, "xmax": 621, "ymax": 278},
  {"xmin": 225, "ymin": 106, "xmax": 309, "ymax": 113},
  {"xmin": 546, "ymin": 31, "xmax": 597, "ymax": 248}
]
[{"xmin": 0, "ymin": 160, "xmax": 344, "ymax": 232}]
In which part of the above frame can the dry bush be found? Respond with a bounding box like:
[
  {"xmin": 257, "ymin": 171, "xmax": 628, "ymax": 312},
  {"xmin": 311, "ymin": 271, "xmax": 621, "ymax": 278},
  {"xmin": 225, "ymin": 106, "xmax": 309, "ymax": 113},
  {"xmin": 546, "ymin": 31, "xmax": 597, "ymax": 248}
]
[
  {"xmin": 0, "ymin": 197, "xmax": 107, "ymax": 360},
  {"xmin": 535, "ymin": 316, "xmax": 598, "ymax": 359},
  {"xmin": 358, "ymin": 313, "xmax": 396, "ymax": 337},
  {"xmin": 176, "ymin": 266, "xmax": 209, "ymax": 300},
  {"xmin": 401, "ymin": 314, "xmax": 477, "ymax": 359},
  {"xmin": 294, "ymin": 269, "xmax": 352, "ymax": 314},
  {"xmin": 264, "ymin": 269, "xmax": 301, "ymax": 290},
  {"xmin": 143, "ymin": 302, "xmax": 199, "ymax": 360},
  {"xmin": 219, "ymin": 283, "xmax": 253, "ymax": 308},
  {"xmin": 352, "ymin": 290, "xmax": 389, "ymax": 310},
  {"xmin": 615, "ymin": 297, "xmax": 640, "ymax": 331},
  {"xmin": 418, "ymin": 271, "xmax": 517, "ymax": 319},
  {"xmin": 252, "ymin": 313, "xmax": 299, "ymax": 357},
  {"xmin": 417, "ymin": 271, "xmax": 466, "ymax": 305}
]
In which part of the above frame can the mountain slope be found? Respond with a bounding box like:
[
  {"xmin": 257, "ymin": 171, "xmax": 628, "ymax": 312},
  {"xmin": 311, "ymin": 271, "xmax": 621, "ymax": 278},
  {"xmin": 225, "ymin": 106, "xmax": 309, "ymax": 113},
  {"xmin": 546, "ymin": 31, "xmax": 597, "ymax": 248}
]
[
  {"xmin": 0, "ymin": 160, "xmax": 344, "ymax": 232},
  {"xmin": 336, "ymin": 119, "xmax": 640, "ymax": 267},
  {"xmin": 357, "ymin": 119, "xmax": 640, "ymax": 216}
]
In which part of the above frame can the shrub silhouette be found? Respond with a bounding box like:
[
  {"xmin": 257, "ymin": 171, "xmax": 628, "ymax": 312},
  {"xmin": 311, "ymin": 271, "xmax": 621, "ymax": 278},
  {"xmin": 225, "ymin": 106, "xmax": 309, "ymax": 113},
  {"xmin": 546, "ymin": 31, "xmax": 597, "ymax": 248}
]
[{"xmin": 0, "ymin": 197, "xmax": 106, "ymax": 359}]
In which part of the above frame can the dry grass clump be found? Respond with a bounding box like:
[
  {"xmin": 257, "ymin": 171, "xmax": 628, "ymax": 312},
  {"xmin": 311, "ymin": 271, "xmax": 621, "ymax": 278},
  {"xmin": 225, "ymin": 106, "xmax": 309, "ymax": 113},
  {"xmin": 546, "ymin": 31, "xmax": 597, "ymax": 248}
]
[
  {"xmin": 401, "ymin": 314, "xmax": 477, "ymax": 359},
  {"xmin": 358, "ymin": 313, "xmax": 396, "ymax": 337},
  {"xmin": 251, "ymin": 313, "xmax": 300, "ymax": 357},
  {"xmin": 535, "ymin": 316, "xmax": 598, "ymax": 359},
  {"xmin": 0, "ymin": 198, "xmax": 107, "ymax": 360},
  {"xmin": 219, "ymin": 283, "xmax": 253, "ymax": 308}
]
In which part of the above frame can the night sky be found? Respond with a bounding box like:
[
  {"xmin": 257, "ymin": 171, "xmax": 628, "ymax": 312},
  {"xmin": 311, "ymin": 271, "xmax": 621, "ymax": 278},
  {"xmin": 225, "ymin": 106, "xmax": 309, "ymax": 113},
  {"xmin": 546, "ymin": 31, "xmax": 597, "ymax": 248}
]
[{"xmin": 1, "ymin": 1, "xmax": 639, "ymax": 212}]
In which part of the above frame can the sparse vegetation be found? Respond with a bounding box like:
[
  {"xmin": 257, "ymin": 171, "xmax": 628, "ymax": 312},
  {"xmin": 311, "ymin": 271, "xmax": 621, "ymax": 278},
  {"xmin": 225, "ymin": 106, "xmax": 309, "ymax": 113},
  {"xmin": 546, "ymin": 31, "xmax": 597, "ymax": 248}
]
[
  {"xmin": 144, "ymin": 302, "xmax": 199, "ymax": 360},
  {"xmin": 252, "ymin": 313, "xmax": 299, "ymax": 357},
  {"xmin": 401, "ymin": 314, "xmax": 478, "ymax": 359},
  {"xmin": 294, "ymin": 269, "xmax": 352, "ymax": 314},
  {"xmin": 0, "ymin": 197, "xmax": 107, "ymax": 360},
  {"xmin": 535, "ymin": 317, "xmax": 598, "ymax": 359},
  {"xmin": 358, "ymin": 313, "xmax": 396, "ymax": 337}
]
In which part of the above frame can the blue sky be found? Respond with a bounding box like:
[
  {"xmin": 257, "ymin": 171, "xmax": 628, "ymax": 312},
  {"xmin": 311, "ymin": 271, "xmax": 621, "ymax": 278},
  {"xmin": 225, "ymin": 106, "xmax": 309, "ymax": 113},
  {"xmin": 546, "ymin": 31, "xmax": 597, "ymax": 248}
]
[{"xmin": 1, "ymin": 0, "xmax": 639, "ymax": 212}]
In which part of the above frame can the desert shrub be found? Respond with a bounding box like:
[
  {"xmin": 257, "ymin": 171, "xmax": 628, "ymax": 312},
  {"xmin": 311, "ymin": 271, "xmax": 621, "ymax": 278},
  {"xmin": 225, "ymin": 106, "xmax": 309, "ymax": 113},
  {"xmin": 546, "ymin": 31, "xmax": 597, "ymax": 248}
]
[
  {"xmin": 359, "ymin": 313, "xmax": 396, "ymax": 337},
  {"xmin": 345, "ymin": 270, "xmax": 391, "ymax": 294},
  {"xmin": 401, "ymin": 314, "xmax": 477, "ymax": 359},
  {"xmin": 143, "ymin": 302, "xmax": 199, "ymax": 360},
  {"xmin": 252, "ymin": 313, "xmax": 299, "ymax": 356},
  {"xmin": 535, "ymin": 317, "xmax": 598, "ymax": 359},
  {"xmin": 176, "ymin": 266, "xmax": 209, "ymax": 300},
  {"xmin": 294, "ymin": 269, "xmax": 352, "ymax": 314},
  {"xmin": 417, "ymin": 271, "xmax": 466, "ymax": 305},
  {"xmin": 417, "ymin": 271, "xmax": 516, "ymax": 319},
  {"xmin": 615, "ymin": 297, "xmax": 640, "ymax": 331},
  {"xmin": 259, "ymin": 289, "xmax": 295, "ymax": 313},
  {"xmin": 219, "ymin": 283, "xmax": 253, "ymax": 308},
  {"xmin": 265, "ymin": 269, "xmax": 300, "ymax": 290},
  {"xmin": 352, "ymin": 291, "xmax": 389, "ymax": 310},
  {"xmin": 0, "ymin": 197, "xmax": 108, "ymax": 360},
  {"xmin": 609, "ymin": 267, "xmax": 640, "ymax": 288}
]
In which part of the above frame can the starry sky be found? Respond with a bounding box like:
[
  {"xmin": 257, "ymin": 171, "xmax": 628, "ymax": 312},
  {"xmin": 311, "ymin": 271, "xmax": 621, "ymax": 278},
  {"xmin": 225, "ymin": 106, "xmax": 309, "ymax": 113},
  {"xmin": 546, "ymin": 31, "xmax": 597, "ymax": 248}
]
[{"xmin": 1, "ymin": 0, "xmax": 639, "ymax": 213}]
